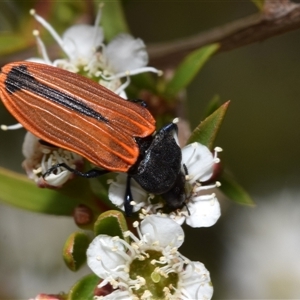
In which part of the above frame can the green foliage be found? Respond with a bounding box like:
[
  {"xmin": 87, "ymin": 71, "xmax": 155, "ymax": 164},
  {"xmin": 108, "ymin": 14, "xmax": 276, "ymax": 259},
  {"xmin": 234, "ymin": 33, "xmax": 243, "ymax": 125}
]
[
  {"xmin": 94, "ymin": 210, "xmax": 128, "ymax": 238},
  {"xmin": 188, "ymin": 101, "xmax": 230, "ymax": 149},
  {"xmin": 63, "ymin": 232, "xmax": 90, "ymax": 271},
  {"xmin": 0, "ymin": 167, "xmax": 81, "ymax": 215},
  {"xmin": 164, "ymin": 44, "xmax": 219, "ymax": 98},
  {"xmin": 220, "ymin": 172, "xmax": 255, "ymax": 206},
  {"xmin": 68, "ymin": 274, "xmax": 100, "ymax": 300}
]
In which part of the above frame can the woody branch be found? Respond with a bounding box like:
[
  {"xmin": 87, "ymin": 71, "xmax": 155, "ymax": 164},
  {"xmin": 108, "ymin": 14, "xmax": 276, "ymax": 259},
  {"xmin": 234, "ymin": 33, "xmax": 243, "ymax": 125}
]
[{"xmin": 148, "ymin": 0, "xmax": 300, "ymax": 68}]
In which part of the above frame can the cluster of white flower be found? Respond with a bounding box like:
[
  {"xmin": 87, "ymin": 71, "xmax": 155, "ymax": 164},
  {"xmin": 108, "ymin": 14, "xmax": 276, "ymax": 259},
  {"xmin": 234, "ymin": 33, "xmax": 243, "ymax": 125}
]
[
  {"xmin": 87, "ymin": 215, "xmax": 213, "ymax": 300},
  {"xmin": 20, "ymin": 8, "xmax": 222, "ymax": 299}
]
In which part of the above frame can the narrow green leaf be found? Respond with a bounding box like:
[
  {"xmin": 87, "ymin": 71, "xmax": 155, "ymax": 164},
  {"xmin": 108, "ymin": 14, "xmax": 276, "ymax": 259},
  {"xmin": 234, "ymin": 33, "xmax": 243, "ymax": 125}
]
[
  {"xmin": 188, "ymin": 100, "xmax": 230, "ymax": 149},
  {"xmin": 68, "ymin": 274, "xmax": 100, "ymax": 300},
  {"xmin": 165, "ymin": 43, "xmax": 219, "ymax": 97},
  {"xmin": 94, "ymin": 210, "xmax": 127, "ymax": 238},
  {"xmin": 63, "ymin": 232, "xmax": 90, "ymax": 272},
  {"xmin": 100, "ymin": 0, "xmax": 129, "ymax": 41},
  {"xmin": 0, "ymin": 167, "xmax": 81, "ymax": 215},
  {"xmin": 251, "ymin": 0, "xmax": 264, "ymax": 10},
  {"xmin": 220, "ymin": 172, "xmax": 255, "ymax": 206}
]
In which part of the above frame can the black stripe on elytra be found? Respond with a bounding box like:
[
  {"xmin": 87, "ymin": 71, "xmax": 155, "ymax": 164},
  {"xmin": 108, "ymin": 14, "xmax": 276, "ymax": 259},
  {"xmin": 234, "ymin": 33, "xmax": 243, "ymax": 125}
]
[{"xmin": 4, "ymin": 65, "xmax": 109, "ymax": 123}]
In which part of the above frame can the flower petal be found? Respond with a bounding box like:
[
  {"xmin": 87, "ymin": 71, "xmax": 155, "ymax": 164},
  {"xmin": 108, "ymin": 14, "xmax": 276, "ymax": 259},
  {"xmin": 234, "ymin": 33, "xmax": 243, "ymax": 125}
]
[
  {"xmin": 43, "ymin": 170, "xmax": 72, "ymax": 187},
  {"xmin": 87, "ymin": 235, "xmax": 126, "ymax": 279},
  {"xmin": 62, "ymin": 24, "xmax": 103, "ymax": 62},
  {"xmin": 182, "ymin": 143, "xmax": 214, "ymax": 183},
  {"xmin": 182, "ymin": 261, "xmax": 213, "ymax": 300},
  {"xmin": 140, "ymin": 215, "xmax": 184, "ymax": 248},
  {"xmin": 105, "ymin": 34, "xmax": 148, "ymax": 73},
  {"xmin": 186, "ymin": 196, "xmax": 221, "ymax": 228}
]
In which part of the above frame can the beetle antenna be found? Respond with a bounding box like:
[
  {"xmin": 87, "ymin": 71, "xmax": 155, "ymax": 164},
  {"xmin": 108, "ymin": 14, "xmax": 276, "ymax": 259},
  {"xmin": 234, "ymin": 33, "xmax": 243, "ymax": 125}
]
[{"xmin": 43, "ymin": 163, "xmax": 109, "ymax": 179}]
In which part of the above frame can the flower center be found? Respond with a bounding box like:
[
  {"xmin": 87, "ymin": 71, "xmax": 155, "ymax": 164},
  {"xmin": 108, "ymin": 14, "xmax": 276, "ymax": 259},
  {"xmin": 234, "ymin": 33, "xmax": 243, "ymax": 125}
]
[{"xmin": 129, "ymin": 250, "xmax": 179, "ymax": 299}]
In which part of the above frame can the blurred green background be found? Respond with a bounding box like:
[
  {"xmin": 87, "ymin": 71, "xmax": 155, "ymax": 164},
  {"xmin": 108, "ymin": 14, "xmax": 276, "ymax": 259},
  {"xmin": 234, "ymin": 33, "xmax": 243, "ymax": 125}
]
[{"xmin": 1, "ymin": 1, "xmax": 300, "ymax": 299}]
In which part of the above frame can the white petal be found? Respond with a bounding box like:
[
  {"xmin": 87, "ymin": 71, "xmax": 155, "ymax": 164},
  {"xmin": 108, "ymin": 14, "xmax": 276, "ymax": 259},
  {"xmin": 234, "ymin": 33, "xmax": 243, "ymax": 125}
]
[
  {"xmin": 87, "ymin": 235, "xmax": 126, "ymax": 279},
  {"xmin": 140, "ymin": 215, "xmax": 184, "ymax": 248},
  {"xmin": 182, "ymin": 261, "xmax": 213, "ymax": 300},
  {"xmin": 62, "ymin": 24, "xmax": 103, "ymax": 62},
  {"xmin": 186, "ymin": 196, "xmax": 221, "ymax": 228},
  {"xmin": 182, "ymin": 143, "xmax": 214, "ymax": 183},
  {"xmin": 169, "ymin": 212, "xmax": 186, "ymax": 226},
  {"xmin": 44, "ymin": 170, "xmax": 72, "ymax": 187},
  {"xmin": 105, "ymin": 34, "xmax": 148, "ymax": 73},
  {"xmin": 108, "ymin": 174, "xmax": 148, "ymax": 212}
]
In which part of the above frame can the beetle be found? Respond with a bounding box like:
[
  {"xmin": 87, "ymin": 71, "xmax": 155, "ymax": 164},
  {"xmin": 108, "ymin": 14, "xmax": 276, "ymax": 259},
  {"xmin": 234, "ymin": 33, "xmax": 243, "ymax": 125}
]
[{"xmin": 0, "ymin": 61, "xmax": 186, "ymax": 216}]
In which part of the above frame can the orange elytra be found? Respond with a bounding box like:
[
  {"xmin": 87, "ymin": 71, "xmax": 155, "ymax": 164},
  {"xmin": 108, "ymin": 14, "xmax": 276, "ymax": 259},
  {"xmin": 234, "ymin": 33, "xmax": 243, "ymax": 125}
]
[{"xmin": 0, "ymin": 61, "xmax": 156, "ymax": 172}]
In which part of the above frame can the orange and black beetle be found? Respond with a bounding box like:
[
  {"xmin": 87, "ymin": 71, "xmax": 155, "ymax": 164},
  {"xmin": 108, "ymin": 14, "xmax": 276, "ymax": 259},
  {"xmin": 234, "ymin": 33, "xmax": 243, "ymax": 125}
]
[{"xmin": 0, "ymin": 62, "xmax": 186, "ymax": 215}]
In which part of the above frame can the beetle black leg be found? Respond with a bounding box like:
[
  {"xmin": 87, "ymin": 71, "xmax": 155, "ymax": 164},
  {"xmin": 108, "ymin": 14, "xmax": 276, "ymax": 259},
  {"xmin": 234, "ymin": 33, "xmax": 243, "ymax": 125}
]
[
  {"xmin": 42, "ymin": 163, "xmax": 109, "ymax": 179},
  {"xmin": 183, "ymin": 163, "xmax": 188, "ymax": 176},
  {"xmin": 124, "ymin": 175, "xmax": 134, "ymax": 216}
]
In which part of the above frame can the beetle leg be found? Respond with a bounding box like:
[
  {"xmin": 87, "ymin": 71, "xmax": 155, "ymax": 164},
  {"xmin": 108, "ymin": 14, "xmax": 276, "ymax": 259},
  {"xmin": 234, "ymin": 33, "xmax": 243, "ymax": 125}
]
[
  {"xmin": 183, "ymin": 163, "xmax": 188, "ymax": 176},
  {"xmin": 42, "ymin": 163, "xmax": 109, "ymax": 178},
  {"xmin": 124, "ymin": 175, "xmax": 134, "ymax": 217}
]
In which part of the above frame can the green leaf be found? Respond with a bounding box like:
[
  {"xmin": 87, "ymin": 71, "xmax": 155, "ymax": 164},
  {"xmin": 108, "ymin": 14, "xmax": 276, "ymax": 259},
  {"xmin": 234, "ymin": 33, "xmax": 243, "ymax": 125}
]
[
  {"xmin": 94, "ymin": 210, "xmax": 127, "ymax": 238},
  {"xmin": 164, "ymin": 43, "xmax": 219, "ymax": 97},
  {"xmin": 100, "ymin": 0, "xmax": 129, "ymax": 41},
  {"xmin": 68, "ymin": 274, "xmax": 100, "ymax": 300},
  {"xmin": 63, "ymin": 232, "xmax": 90, "ymax": 272},
  {"xmin": 251, "ymin": 0, "xmax": 264, "ymax": 10},
  {"xmin": 219, "ymin": 172, "xmax": 255, "ymax": 206},
  {"xmin": 0, "ymin": 167, "xmax": 82, "ymax": 215},
  {"xmin": 188, "ymin": 100, "xmax": 230, "ymax": 149}
]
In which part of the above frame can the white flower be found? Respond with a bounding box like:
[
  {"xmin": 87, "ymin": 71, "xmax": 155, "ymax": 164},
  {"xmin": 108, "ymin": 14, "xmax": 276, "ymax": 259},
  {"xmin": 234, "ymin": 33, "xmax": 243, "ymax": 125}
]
[
  {"xmin": 108, "ymin": 142, "xmax": 222, "ymax": 228},
  {"xmin": 175, "ymin": 143, "xmax": 222, "ymax": 228},
  {"xmin": 87, "ymin": 215, "xmax": 213, "ymax": 299},
  {"xmin": 104, "ymin": 34, "xmax": 148, "ymax": 73},
  {"xmin": 22, "ymin": 132, "xmax": 83, "ymax": 188},
  {"xmin": 29, "ymin": 8, "xmax": 161, "ymax": 94}
]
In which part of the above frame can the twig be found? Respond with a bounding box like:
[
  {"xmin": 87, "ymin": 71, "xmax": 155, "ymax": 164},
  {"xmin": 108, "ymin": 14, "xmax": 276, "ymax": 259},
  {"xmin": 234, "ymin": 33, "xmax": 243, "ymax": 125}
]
[{"xmin": 148, "ymin": 0, "xmax": 300, "ymax": 68}]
